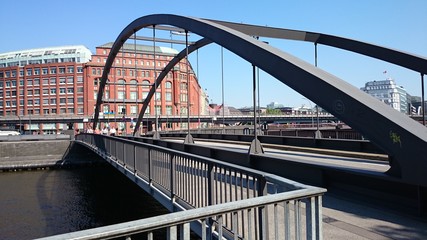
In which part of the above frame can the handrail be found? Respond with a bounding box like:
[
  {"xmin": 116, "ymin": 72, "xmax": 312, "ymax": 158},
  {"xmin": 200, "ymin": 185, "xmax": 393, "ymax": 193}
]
[
  {"xmin": 37, "ymin": 188, "xmax": 324, "ymax": 240},
  {"xmin": 62, "ymin": 133, "xmax": 326, "ymax": 239}
]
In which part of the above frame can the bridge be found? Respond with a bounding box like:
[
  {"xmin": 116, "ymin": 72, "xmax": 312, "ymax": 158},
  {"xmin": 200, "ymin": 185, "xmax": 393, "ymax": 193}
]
[{"xmin": 34, "ymin": 14, "xmax": 427, "ymax": 239}]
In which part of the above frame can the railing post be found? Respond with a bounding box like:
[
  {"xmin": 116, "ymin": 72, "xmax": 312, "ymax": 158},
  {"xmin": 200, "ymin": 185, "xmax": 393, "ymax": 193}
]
[
  {"xmin": 148, "ymin": 148, "xmax": 152, "ymax": 186},
  {"xmin": 170, "ymin": 154, "xmax": 176, "ymax": 206},
  {"xmin": 258, "ymin": 177, "xmax": 268, "ymax": 239},
  {"xmin": 207, "ymin": 162, "xmax": 214, "ymax": 239}
]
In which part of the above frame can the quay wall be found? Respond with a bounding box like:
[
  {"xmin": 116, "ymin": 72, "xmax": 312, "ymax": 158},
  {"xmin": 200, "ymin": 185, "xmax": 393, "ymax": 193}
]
[{"xmin": 0, "ymin": 138, "xmax": 103, "ymax": 170}]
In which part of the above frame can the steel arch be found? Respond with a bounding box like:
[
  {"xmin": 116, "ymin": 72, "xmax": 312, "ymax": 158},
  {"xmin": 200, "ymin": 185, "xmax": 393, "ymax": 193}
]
[{"xmin": 94, "ymin": 14, "xmax": 427, "ymax": 186}]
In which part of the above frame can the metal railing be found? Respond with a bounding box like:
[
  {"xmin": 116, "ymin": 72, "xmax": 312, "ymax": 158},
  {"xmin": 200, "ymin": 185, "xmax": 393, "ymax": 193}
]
[{"xmin": 40, "ymin": 133, "xmax": 326, "ymax": 240}]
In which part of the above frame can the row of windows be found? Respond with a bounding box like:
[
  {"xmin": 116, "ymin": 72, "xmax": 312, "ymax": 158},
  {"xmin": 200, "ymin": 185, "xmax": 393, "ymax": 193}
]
[
  {"xmin": 0, "ymin": 87, "xmax": 83, "ymax": 97},
  {"xmin": 91, "ymin": 67, "xmax": 175, "ymax": 79},
  {"xmin": 96, "ymin": 52, "xmax": 171, "ymax": 60},
  {"xmin": 0, "ymin": 99, "xmax": 83, "ymax": 107},
  {"xmin": 103, "ymin": 105, "xmax": 177, "ymax": 115},
  {"xmin": 0, "ymin": 66, "xmax": 83, "ymax": 78},
  {"xmin": 0, "ymin": 76, "xmax": 83, "ymax": 88},
  {"xmin": 93, "ymin": 79, "xmax": 175, "ymax": 90},
  {"xmin": 2, "ymin": 107, "xmax": 85, "ymax": 115},
  {"xmin": 95, "ymin": 90, "xmax": 181, "ymax": 102}
]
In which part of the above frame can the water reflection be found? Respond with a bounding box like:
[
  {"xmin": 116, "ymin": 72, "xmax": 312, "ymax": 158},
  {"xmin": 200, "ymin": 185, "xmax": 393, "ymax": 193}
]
[{"xmin": 0, "ymin": 164, "xmax": 169, "ymax": 239}]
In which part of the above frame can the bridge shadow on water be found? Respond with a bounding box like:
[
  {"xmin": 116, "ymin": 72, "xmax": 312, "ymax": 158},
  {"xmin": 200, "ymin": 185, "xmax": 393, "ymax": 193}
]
[{"xmin": 32, "ymin": 163, "xmax": 199, "ymax": 239}]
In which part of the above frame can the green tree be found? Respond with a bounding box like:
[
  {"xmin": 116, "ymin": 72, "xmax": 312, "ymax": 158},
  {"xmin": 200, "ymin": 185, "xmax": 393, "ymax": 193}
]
[{"xmin": 266, "ymin": 108, "xmax": 282, "ymax": 115}]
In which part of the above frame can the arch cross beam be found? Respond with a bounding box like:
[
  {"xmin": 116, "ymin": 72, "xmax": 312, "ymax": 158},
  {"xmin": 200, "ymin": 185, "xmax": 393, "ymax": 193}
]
[{"xmin": 94, "ymin": 14, "xmax": 427, "ymax": 187}]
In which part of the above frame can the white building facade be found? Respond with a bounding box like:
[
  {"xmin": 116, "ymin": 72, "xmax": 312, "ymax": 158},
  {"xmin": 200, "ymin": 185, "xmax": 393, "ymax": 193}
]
[{"xmin": 361, "ymin": 79, "xmax": 408, "ymax": 114}]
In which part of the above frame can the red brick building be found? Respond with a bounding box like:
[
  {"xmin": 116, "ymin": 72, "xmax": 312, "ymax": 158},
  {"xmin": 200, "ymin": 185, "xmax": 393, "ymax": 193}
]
[
  {"xmin": 85, "ymin": 43, "xmax": 203, "ymax": 134},
  {"xmin": 0, "ymin": 43, "xmax": 205, "ymax": 134},
  {"xmin": 0, "ymin": 45, "xmax": 91, "ymax": 133}
]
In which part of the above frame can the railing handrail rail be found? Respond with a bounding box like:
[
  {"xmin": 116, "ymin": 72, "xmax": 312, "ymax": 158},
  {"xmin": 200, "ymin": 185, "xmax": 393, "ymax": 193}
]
[
  {"xmin": 85, "ymin": 133, "xmax": 315, "ymax": 190},
  {"xmin": 36, "ymin": 188, "xmax": 325, "ymax": 240}
]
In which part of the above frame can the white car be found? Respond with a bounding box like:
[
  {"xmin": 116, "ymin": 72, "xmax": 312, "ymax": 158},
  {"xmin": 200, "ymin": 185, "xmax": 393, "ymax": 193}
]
[{"xmin": 0, "ymin": 131, "xmax": 21, "ymax": 136}]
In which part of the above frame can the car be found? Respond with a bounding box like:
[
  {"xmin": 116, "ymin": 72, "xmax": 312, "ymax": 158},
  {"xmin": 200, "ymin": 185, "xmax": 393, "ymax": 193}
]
[{"xmin": 0, "ymin": 130, "xmax": 21, "ymax": 136}]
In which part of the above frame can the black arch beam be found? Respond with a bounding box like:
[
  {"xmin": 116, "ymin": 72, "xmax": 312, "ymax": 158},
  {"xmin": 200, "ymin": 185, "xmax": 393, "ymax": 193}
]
[
  {"xmin": 132, "ymin": 38, "xmax": 212, "ymax": 135},
  {"xmin": 94, "ymin": 14, "xmax": 427, "ymax": 187},
  {"xmin": 207, "ymin": 19, "xmax": 427, "ymax": 74}
]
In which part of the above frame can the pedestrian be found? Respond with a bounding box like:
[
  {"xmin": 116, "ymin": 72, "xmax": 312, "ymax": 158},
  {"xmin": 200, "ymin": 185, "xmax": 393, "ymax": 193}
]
[
  {"xmin": 102, "ymin": 126, "xmax": 108, "ymax": 135},
  {"xmin": 109, "ymin": 127, "xmax": 116, "ymax": 136}
]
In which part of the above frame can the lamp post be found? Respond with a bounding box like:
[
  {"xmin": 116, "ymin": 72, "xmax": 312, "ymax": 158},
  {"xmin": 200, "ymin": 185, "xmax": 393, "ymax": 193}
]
[{"xmin": 303, "ymin": 98, "xmax": 321, "ymax": 138}]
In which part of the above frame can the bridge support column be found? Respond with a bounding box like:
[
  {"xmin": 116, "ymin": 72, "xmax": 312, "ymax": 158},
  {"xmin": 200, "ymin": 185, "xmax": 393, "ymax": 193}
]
[
  {"xmin": 152, "ymin": 131, "xmax": 160, "ymax": 139},
  {"xmin": 249, "ymin": 64, "xmax": 264, "ymax": 154},
  {"xmin": 184, "ymin": 133, "xmax": 194, "ymax": 144}
]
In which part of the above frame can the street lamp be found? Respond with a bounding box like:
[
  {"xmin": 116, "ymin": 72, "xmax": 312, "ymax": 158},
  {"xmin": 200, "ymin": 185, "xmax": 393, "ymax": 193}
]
[{"xmin": 303, "ymin": 97, "xmax": 321, "ymax": 139}]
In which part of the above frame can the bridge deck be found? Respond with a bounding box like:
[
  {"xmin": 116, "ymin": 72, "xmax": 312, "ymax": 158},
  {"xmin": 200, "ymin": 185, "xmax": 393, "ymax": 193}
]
[
  {"xmin": 183, "ymin": 139, "xmax": 427, "ymax": 239},
  {"xmin": 171, "ymin": 139, "xmax": 389, "ymax": 173}
]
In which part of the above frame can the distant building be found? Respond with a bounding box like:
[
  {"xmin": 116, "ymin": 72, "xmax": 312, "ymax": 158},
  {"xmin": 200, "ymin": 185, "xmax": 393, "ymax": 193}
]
[
  {"xmin": 0, "ymin": 45, "xmax": 91, "ymax": 133},
  {"xmin": 267, "ymin": 101, "xmax": 284, "ymax": 109},
  {"xmin": 361, "ymin": 79, "xmax": 408, "ymax": 114},
  {"xmin": 85, "ymin": 42, "xmax": 202, "ymax": 133},
  {"xmin": 0, "ymin": 43, "xmax": 204, "ymax": 133}
]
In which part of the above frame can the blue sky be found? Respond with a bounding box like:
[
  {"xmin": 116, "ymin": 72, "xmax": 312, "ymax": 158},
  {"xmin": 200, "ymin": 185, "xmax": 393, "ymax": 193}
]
[{"xmin": 1, "ymin": 0, "xmax": 426, "ymax": 108}]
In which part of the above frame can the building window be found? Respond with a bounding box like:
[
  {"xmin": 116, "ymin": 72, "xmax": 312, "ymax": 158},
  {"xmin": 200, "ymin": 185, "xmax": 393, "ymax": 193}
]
[
  {"xmin": 142, "ymin": 80, "xmax": 150, "ymax": 88},
  {"xmin": 34, "ymin": 68, "xmax": 40, "ymax": 75},
  {"xmin": 155, "ymin": 105, "xmax": 161, "ymax": 115},
  {"xmin": 165, "ymin": 81, "xmax": 172, "ymax": 89},
  {"xmin": 117, "ymin": 91, "xmax": 125, "ymax": 99},
  {"xmin": 67, "ymin": 88, "xmax": 74, "ymax": 94},
  {"xmin": 67, "ymin": 66, "xmax": 74, "ymax": 73},
  {"xmin": 142, "ymin": 91, "xmax": 148, "ymax": 99},
  {"xmin": 130, "ymin": 91, "xmax": 137, "ymax": 100},
  {"xmin": 50, "ymin": 78, "xmax": 56, "ymax": 85},
  {"xmin": 130, "ymin": 105, "xmax": 137, "ymax": 114},
  {"xmin": 59, "ymin": 88, "xmax": 66, "ymax": 94},
  {"xmin": 59, "ymin": 78, "xmax": 66, "ymax": 84},
  {"xmin": 155, "ymin": 92, "xmax": 161, "ymax": 101},
  {"xmin": 166, "ymin": 105, "xmax": 172, "ymax": 115},
  {"xmin": 42, "ymin": 68, "xmax": 48, "ymax": 75},
  {"xmin": 60, "ymin": 98, "xmax": 66, "ymax": 104},
  {"xmin": 166, "ymin": 92, "xmax": 172, "ymax": 101},
  {"xmin": 59, "ymin": 67, "xmax": 65, "ymax": 74},
  {"xmin": 77, "ymin": 67, "xmax": 83, "ymax": 73},
  {"xmin": 50, "ymin": 99, "xmax": 56, "ymax": 104},
  {"xmin": 68, "ymin": 98, "xmax": 74, "ymax": 103},
  {"xmin": 180, "ymin": 93, "xmax": 187, "ymax": 102},
  {"xmin": 26, "ymin": 69, "xmax": 32, "ymax": 76},
  {"xmin": 50, "ymin": 67, "xmax": 57, "ymax": 74}
]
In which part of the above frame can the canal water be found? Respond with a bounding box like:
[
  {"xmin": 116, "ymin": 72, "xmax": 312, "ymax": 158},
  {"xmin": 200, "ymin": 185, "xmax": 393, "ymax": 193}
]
[{"xmin": 0, "ymin": 164, "xmax": 169, "ymax": 239}]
